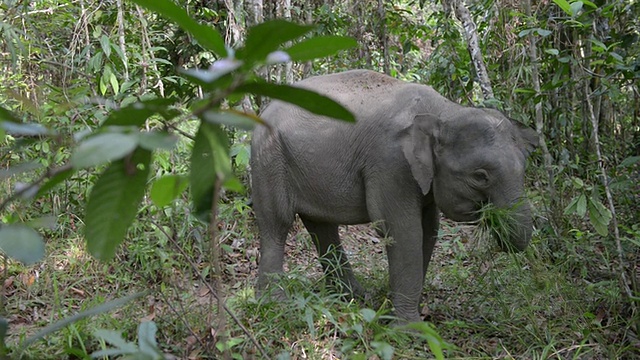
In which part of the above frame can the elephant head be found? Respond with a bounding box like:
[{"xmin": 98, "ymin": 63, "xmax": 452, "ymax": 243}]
[{"xmin": 403, "ymin": 107, "xmax": 538, "ymax": 251}]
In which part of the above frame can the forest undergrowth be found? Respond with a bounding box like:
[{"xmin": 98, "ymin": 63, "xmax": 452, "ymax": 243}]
[{"xmin": 1, "ymin": 0, "xmax": 639, "ymax": 359}]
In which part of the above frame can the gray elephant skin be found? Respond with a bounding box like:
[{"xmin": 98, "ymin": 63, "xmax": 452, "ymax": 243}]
[{"xmin": 250, "ymin": 69, "xmax": 538, "ymax": 323}]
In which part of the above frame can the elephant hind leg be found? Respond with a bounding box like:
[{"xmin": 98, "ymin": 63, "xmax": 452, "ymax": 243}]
[{"xmin": 300, "ymin": 218, "xmax": 366, "ymax": 299}]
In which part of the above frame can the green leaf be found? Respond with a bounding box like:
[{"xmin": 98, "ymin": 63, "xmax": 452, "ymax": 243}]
[
  {"xmin": 138, "ymin": 321, "xmax": 162, "ymax": 357},
  {"xmin": 200, "ymin": 109, "xmax": 263, "ymax": 130},
  {"xmin": 189, "ymin": 122, "xmax": 237, "ymax": 219},
  {"xmin": 100, "ymin": 35, "xmax": 111, "ymax": 57},
  {"xmin": 285, "ymin": 36, "xmax": 357, "ymax": 61},
  {"xmin": 563, "ymin": 196, "xmax": 579, "ymax": 215},
  {"xmin": 239, "ymin": 20, "xmax": 314, "ymax": 63},
  {"xmin": 371, "ymin": 341, "xmax": 394, "ymax": 360},
  {"xmin": 536, "ymin": 29, "xmax": 552, "ymax": 37},
  {"xmin": 150, "ymin": 175, "xmax": 188, "ymax": 207},
  {"xmin": 620, "ymin": 156, "xmax": 640, "ymax": 167},
  {"xmin": 131, "ymin": 0, "xmax": 226, "ymax": 57},
  {"xmin": 0, "ymin": 224, "xmax": 45, "ymax": 265},
  {"xmin": 21, "ymin": 291, "xmax": 147, "ymax": 351},
  {"xmin": 138, "ymin": 131, "xmax": 178, "ymax": 151},
  {"xmin": 360, "ymin": 308, "xmax": 377, "ymax": 323},
  {"xmin": 93, "ymin": 330, "xmax": 137, "ymax": 352},
  {"xmin": 236, "ymin": 82, "xmax": 355, "ymax": 122},
  {"xmin": 404, "ymin": 322, "xmax": 447, "ymax": 360},
  {"xmin": 576, "ymin": 194, "xmax": 587, "ymax": 217},
  {"xmin": 36, "ymin": 167, "xmax": 75, "ymax": 198},
  {"xmin": 552, "ymin": 0, "xmax": 572, "ymax": 15},
  {"xmin": 109, "ymin": 71, "xmax": 119, "ymax": 95},
  {"xmin": 102, "ymin": 98, "xmax": 177, "ymax": 127},
  {"xmin": 71, "ymin": 132, "xmax": 139, "ymax": 169},
  {"xmin": 1, "ymin": 120, "xmax": 52, "ymax": 136},
  {"xmin": 0, "ymin": 106, "xmax": 19, "ymax": 122},
  {"xmin": 85, "ymin": 148, "xmax": 152, "ymax": 261},
  {"xmin": 570, "ymin": 1, "xmax": 584, "ymax": 16},
  {"xmin": 587, "ymin": 198, "xmax": 612, "ymax": 237},
  {"xmin": 0, "ymin": 161, "xmax": 41, "ymax": 180}
]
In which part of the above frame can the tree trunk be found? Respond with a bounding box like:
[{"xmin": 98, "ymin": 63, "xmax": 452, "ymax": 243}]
[
  {"xmin": 448, "ymin": 0, "xmax": 494, "ymax": 100},
  {"xmin": 116, "ymin": 0, "xmax": 129, "ymax": 81},
  {"xmin": 524, "ymin": 0, "xmax": 556, "ymax": 208}
]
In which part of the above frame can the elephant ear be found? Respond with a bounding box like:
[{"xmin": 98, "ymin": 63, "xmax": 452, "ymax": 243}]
[
  {"xmin": 512, "ymin": 121, "xmax": 538, "ymax": 157},
  {"xmin": 402, "ymin": 113, "xmax": 439, "ymax": 195}
]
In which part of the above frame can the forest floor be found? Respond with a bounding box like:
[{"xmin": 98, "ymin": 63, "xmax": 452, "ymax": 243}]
[{"xmin": 3, "ymin": 207, "xmax": 638, "ymax": 359}]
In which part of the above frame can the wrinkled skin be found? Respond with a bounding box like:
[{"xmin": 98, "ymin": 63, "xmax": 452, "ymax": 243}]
[{"xmin": 250, "ymin": 70, "xmax": 538, "ymax": 323}]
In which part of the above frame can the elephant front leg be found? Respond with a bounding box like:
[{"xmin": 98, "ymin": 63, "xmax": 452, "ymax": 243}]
[
  {"xmin": 301, "ymin": 218, "xmax": 366, "ymax": 299},
  {"xmin": 386, "ymin": 221, "xmax": 425, "ymax": 324}
]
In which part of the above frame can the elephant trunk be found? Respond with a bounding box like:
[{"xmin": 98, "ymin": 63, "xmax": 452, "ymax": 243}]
[
  {"xmin": 491, "ymin": 197, "xmax": 533, "ymax": 253},
  {"xmin": 505, "ymin": 202, "xmax": 532, "ymax": 252}
]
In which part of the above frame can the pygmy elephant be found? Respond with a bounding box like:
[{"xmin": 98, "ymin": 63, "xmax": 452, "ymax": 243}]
[{"xmin": 250, "ymin": 69, "xmax": 538, "ymax": 322}]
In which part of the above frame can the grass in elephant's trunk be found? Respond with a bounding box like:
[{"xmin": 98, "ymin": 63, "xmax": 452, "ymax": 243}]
[{"xmin": 474, "ymin": 202, "xmax": 526, "ymax": 253}]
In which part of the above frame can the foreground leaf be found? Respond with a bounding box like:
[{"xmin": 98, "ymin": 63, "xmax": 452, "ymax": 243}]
[
  {"xmin": 285, "ymin": 36, "xmax": 357, "ymax": 61},
  {"xmin": 189, "ymin": 122, "xmax": 234, "ymax": 220},
  {"xmin": 101, "ymin": 98, "xmax": 178, "ymax": 127},
  {"xmin": 239, "ymin": 20, "xmax": 313, "ymax": 64},
  {"xmin": 150, "ymin": 174, "xmax": 188, "ymax": 207},
  {"xmin": 19, "ymin": 292, "xmax": 147, "ymax": 352},
  {"xmin": 200, "ymin": 109, "xmax": 265, "ymax": 130},
  {"xmin": 85, "ymin": 148, "xmax": 152, "ymax": 260},
  {"xmin": 71, "ymin": 132, "xmax": 139, "ymax": 169},
  {"xmin": 131, "ymin": 0, "xmax": 226, "ymax": 57},
  {"xmin": 236, "ymin": 82, "xmax": 355, "ymax": 122},
  {"xmin": 0, "ymin": 224, "xmax": 45, "ymax": 265}
]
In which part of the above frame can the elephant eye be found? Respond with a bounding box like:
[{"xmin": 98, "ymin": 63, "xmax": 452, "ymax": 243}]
[{"xmin": 471, "ymin": 169, "xmax": 490, "ymax": 188}]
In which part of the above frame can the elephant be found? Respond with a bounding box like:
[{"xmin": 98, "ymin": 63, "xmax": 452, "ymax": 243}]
[{"xmin": 250, "ymin": 69, "xmax": 538, "ymax": 323}]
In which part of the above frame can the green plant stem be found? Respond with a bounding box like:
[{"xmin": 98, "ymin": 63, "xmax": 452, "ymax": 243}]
[
  {"xmin": 149, "ymin": 217, "xmax": 271, "ymax": 359},
  {"xmin": 208, "ymin": 175, "xmax": 230, "ymax": 359}
]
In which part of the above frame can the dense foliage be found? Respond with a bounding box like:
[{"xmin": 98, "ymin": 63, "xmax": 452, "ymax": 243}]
[{"xmin": 0, "ymin": 0, "xmax": 638, "ymax": 358}]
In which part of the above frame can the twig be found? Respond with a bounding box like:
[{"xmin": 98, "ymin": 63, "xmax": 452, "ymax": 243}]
[
  {"xmin": 150, "ymin": 219, "xmax": 270, "ymax": 359},
  {"xmin": 0, "ymin": 163, "xmax": 72, "ymax": 215},
  {"xmin": 208, "ymin": 176, "xmax": 229, "ymax": 358}
]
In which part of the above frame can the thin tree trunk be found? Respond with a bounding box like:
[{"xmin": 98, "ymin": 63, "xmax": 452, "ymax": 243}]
[
  {"xmin": 524, "ymin": 0, "xmax": 556, "ymax": 207},
  {"xmin": 450, "ymin": 0, "xmax": 494, "ymax": 100},
  {"xmin": 116, "ymin": 0, "xmax": 129, "ymax": 81}
]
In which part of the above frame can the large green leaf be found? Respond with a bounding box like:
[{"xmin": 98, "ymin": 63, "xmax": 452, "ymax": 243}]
[
  {"xmin": 71, "ymin": 132, "xmax": 139, "ymax": 169},
  {"xmin": 587, "ymin": 198, "xmax": 612, "ymax": 237},
  {"xmin": 238, "ymin": 20, "xmax": 314, "ymax": 64},
  {"xmin": 150, "ymin": 174, "xmax": 188, "ymax": 208},
  {"xmin": 552, "ymin": 0, "xmax": 572, "ymax": 15},
  {"xmin": 236, "ymin": 82, "xmax": 355, "ymax": 123},
  {"xmin": 0, "ymin": 106, "xmax": 19, "ymax": 122},
  {"xmin": 0, "ymin": 224, "xmax": 45, "ymax": 265},
  {"xmin": 101, "ymin": 98, "xmax": 178, "ymax": 127},
  {"xmin": 200, "ymin": 109, "xmax": 264, "ymax": 131},
  {"xmin": 131, "ymin": 0, "xmax": 226, "ymax": 57},
  {"xmin": 1, "ymin": 120, "xmax": 52, "ymax": 136},
  {"xmin": 189, "ymin": 122, "xmax": 235, "ymax": 220},
  {"xmin": 285, "ymin": 36, "xmax": 357, "ymax": 61},
  {"xmin": 85, "ymin": 148, "xmax": 152, "ymax": 261}
]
